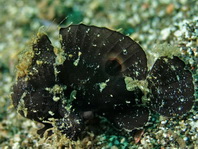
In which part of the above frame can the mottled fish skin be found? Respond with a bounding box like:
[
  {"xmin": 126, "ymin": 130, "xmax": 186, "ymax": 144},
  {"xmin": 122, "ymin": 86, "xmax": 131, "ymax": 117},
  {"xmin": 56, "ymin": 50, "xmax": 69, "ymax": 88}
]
[
  {"xmin": 11, "ymin": 24, "xmax": 195, "ymax": 140},
  {"xmin": 107, "ymin": 105, "xmax": 150, "ymax": 131},
  {"xmin": 147, "ymin": 56, "xmax": 195, "ymax": 117},
  {"xmin": 58, "ymin": 24, "xmax": 149, "ymax": 131},
  {"xmin": 12, "ymin": 35, "xmax": 59, "ymax": 123}
]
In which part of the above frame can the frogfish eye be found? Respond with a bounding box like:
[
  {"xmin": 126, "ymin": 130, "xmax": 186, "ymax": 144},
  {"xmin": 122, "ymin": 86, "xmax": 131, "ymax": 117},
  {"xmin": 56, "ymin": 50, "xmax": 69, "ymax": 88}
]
[{"xmin": 105, "ymin": 58, "xmax": 122, "ymax": 76}]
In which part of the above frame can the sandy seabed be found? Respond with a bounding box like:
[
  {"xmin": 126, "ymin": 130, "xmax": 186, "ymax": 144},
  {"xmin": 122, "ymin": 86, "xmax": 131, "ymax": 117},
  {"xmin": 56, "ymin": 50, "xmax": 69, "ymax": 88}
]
[{"xmin": 0, "ymin": 0, "xmax": 197, "ymax": 148}]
